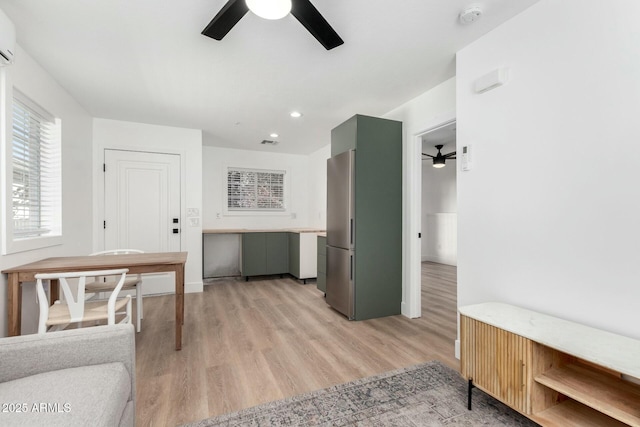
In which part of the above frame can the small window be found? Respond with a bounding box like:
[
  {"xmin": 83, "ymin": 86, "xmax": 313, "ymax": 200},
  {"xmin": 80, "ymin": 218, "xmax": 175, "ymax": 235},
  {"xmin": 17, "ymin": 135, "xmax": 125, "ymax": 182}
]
[
  {"xmin": 227, "ymin": 168, "xmax": 285, "ymax": 211},
  {"xmin": 10, "ymin": 90, "xmax": 62, "ymax": 242}
]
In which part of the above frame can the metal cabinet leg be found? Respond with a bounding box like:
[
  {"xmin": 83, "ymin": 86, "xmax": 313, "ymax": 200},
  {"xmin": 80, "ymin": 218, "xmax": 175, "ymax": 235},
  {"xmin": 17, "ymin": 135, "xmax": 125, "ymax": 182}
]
[{"xmin": 467, "ymin": 378, "xmax": 474, "ymax": 410}]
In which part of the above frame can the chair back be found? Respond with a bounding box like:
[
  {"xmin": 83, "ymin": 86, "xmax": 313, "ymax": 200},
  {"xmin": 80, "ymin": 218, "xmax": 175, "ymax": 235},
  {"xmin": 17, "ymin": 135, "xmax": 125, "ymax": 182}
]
[
  {"xmin": 90, "ymin": 249, "xmax": 144, "ymax": 256},
  {"xmin": 90, "ymin": 249, "xmax": 144, "ymax": 282},
  {"xmin": 35, "ymin": 269, "xmax": 129, "ymax": 325}
]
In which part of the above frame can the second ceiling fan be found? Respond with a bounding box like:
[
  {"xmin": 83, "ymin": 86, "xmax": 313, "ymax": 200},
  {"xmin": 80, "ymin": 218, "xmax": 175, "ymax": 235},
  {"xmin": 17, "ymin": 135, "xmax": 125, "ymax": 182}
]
[
  {"xmin": 422, "ymin": 145, "xmax": 456, "ymax": 168},
  {"xmin": 202, "ymin": 0, "xmax": 344, "ymax": 50}
]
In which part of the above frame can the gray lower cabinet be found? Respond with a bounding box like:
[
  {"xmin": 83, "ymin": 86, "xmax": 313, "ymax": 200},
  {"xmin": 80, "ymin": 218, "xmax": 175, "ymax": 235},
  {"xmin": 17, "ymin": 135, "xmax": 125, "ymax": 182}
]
[
  {"xmin": 241, "ymin": 232, "xmax": 288, "ymax": 278},
  {"xmin": 288, "ymin": 233, "xmax": 301, "ymax": 278},
  {"xmin": 265, "ymin": 233, "xmax": 288, "ymax": 275},
  {"xmin": 317, "ymin": 236, "xmax": 326, "ymax": 292}
]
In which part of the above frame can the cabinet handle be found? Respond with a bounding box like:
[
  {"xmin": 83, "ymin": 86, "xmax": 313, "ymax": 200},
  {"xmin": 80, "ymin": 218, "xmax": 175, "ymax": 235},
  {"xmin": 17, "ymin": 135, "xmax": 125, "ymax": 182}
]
[
  {"xmin": 350, "ymin": 219, "xmax": 354, "ymax": 245},
  {"xmin": 350, "ymin": 255, "xmax": 353, "ymax": 280},
  {"xmin": 520, "ymin": 360, "xmax": 525, "ymax": 389}
]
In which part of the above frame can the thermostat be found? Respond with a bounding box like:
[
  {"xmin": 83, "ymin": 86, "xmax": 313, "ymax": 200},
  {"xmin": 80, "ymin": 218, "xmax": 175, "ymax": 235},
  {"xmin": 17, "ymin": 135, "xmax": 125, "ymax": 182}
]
[{"xmin": 462, "ymin": 144, "xmax": 472, "ymax": 171}]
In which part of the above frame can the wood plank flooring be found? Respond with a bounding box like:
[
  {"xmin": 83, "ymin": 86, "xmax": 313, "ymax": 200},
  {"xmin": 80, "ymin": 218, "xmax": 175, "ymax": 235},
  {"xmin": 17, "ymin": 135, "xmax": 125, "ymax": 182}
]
[{"xmin": 135, "ymin": 261, "xmax": 458, "ymax": 426}]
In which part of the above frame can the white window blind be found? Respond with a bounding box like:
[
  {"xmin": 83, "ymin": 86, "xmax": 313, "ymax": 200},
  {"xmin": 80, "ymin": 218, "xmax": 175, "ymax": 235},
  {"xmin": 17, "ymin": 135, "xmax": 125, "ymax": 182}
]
[
  {"xmin": 227, "ymin": 168, "xmax": 285, "ymax": 211},
  {"xmin": 11, "ymin": 91, "xmax": 62, "ymax": 239}
]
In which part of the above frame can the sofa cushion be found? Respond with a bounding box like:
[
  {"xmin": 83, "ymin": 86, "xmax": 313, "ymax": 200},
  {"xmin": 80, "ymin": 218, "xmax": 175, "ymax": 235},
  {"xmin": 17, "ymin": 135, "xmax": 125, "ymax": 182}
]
[{"xmin": 0, "ymin": 362, "xmax": 130, "ymax": 427}]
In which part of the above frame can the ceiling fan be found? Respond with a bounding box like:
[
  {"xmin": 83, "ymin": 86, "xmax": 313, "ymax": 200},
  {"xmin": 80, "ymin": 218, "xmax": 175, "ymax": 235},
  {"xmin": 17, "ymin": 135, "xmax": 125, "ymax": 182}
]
[
  {"xmin": 201, "ymin": 0, "xmax": 344, "ymax": 50},
  {"xmin": 422, "ymin": 145, "xmax": 456, "ymax": 168}
]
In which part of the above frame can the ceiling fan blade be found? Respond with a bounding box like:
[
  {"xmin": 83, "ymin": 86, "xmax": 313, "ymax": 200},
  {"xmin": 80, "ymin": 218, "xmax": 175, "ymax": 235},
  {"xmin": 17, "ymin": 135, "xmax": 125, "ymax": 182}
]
[
  {"xmin": 291, "ymin": 0, "xmax": 344, "ymax": 50},
  {"xmin": 422, "ymin": 153, "xmax": 435, "ymax": 158},
  {"xmin": 443, "ymin": 152, "xmax": 457, "ymax": 158},
  {"xmin": 202, "ymin": 0, "xmax": 249, "ymax": 40}
]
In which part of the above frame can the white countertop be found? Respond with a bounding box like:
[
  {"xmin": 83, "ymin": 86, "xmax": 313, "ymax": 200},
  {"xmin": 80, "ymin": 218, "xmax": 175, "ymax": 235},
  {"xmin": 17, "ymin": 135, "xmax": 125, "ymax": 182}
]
[{"xmin": 459, "ymin": 302, "xmax": 640, "ymax": 379}]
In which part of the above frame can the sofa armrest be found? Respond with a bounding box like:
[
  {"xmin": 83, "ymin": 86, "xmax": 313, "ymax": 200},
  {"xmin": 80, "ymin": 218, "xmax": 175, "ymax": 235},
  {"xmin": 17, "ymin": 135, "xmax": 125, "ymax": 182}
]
[{"xmin": 0, "ymin": 324, "xmax": 135, "ymax": 403}]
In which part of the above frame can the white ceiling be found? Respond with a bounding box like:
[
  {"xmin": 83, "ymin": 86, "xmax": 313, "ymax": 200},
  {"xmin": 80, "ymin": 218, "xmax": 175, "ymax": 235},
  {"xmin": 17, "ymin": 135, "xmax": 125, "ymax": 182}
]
[
  {"xmin": 422, "ymin": 122, "xmax": 456, "ymax": 156},
  {"xmin": 0, "ymin": 0, "xmax": 539, "ymax": 154}
]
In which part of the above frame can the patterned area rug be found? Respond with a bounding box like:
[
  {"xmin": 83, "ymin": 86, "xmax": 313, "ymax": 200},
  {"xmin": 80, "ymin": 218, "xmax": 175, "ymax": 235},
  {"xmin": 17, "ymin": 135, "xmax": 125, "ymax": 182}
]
[{"xmin": 183, "ymin": 361, "xmax": 538, "ymax": 426}]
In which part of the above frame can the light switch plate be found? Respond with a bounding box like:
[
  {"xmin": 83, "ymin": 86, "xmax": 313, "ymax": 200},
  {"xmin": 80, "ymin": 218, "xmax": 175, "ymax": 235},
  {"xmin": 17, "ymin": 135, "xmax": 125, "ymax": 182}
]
[
  {"xmin": 187, "ymin": 208, "xmax": 199, "ymax": 217},
  {"xmin": 189, "ymin": 217, "xmax": 200, "ymax": 227}
]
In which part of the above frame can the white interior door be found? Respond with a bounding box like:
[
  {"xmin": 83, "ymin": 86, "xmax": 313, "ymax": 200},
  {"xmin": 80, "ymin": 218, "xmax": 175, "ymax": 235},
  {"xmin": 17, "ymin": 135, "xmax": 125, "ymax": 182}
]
[{"xmin": 104, "ymin": 149, "xmax": 181, "ymax": 294}]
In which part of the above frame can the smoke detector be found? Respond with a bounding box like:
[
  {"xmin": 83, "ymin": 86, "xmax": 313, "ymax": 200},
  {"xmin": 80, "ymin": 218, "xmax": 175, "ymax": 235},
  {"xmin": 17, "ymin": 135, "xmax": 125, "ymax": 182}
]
[
  {"xmin": 459, "ymin": 6, "xmax": 483, "ymax": 24},
  {"xmin": 260, "ymin": 139, "xmax": 279, "ymax": 145}
]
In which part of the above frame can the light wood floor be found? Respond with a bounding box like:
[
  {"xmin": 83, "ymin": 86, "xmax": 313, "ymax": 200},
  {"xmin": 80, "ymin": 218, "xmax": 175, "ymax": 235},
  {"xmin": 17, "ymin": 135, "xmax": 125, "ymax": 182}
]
[{"xmin": 135, "ymin": 261, "xmax": 458, "ymax": 426}]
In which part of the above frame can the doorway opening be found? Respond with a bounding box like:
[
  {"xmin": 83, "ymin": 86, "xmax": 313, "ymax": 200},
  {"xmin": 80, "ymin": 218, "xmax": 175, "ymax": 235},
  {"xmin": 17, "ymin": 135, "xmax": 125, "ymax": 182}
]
[
  {"xmin": 419, "ymin": 122, "xmax": 458, "ymax": 356},
  {"xmin": 404, "ymin": 112, "xmax": 457, "ymax": 353}
]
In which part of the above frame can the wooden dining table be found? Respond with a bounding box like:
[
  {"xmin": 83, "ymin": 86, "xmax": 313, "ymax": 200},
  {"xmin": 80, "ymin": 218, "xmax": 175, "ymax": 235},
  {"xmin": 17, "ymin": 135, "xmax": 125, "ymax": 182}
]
[{"xmin": 2, "ymin": 252, "xmax": 188, "ymax": 350}]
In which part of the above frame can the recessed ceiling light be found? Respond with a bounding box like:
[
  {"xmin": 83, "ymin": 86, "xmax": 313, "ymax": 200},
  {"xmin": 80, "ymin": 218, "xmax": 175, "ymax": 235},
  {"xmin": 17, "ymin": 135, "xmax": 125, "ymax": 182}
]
[
  {"xmin": 270, "ymin": 133, "xmax": 279, "ymax": 138},
  {"xmin": 290, "ymin": 111, "xmax": 303, "ymax": 118}
]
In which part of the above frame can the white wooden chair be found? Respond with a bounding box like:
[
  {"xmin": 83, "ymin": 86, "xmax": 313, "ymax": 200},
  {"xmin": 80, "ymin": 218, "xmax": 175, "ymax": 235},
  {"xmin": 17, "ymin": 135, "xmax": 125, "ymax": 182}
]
[
  {"xmin": 87, "ymin": 249, "xmax": 144, "ymax": 332},
  {"xmin": 35, "ymin": 269, "xmax": 132, "ymax": 334}
]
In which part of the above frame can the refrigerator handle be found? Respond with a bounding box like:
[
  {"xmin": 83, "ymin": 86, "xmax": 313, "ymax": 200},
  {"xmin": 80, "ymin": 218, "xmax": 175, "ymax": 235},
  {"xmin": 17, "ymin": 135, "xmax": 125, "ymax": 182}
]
[
  {"xmin": 350, "ymin": 219, "xmax": 354, "ymax": 245},
  {"xmin": 350, "ymin": 255, "xmax": 353, "ymax": 280}
]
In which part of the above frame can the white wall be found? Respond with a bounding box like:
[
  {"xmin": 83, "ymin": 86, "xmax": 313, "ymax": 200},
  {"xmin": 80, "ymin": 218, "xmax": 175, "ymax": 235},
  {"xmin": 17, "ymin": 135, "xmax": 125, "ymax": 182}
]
[
  {"xmin": 422, "ymin": 160, "xmax": 457, "ymax": 265},
  {"xmin": 92, "ymin": 119, "xmax": 203, "ymax": 293},
  {"xmin": 0, "ymin": 45, "xmax": 94, "ymax": 336},
  {"xmin": 385, "ymin": 77, "xmax": 456, "ymax": 318},
  {"xmin": 202, "ymin": 146, "xmax": 313, "ymax": 230},
  {"xmin": 307, "ymin": 144, "xmax": 331, "ymax": 229},
  {"xmin": 457, "ymin": 0, "xmax": 640, "ymax": 339}
]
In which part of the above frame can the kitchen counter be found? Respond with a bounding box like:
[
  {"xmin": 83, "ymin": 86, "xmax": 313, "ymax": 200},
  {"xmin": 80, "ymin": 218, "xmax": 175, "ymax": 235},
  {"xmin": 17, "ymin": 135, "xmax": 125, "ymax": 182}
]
[{"xmin": 203, "ymin": 228, "xmax": 325, "ymax": 234}]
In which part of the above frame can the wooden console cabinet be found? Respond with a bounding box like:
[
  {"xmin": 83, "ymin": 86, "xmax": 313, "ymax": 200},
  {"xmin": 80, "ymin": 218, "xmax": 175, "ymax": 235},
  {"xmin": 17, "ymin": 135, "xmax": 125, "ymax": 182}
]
[{"xmin": 460, "ymin": 303, "xmax": 640, "ymax": 426}]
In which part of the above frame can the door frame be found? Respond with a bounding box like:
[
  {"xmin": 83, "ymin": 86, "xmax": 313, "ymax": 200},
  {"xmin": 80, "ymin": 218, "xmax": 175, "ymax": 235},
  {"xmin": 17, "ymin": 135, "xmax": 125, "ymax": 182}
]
[
  {"xmin": 95, "ymin": 148, "xmax": 186, "ymax": 253},
  {"xmin": 403, "ymin": 111, "xmax": 456, "ymax": 319}
]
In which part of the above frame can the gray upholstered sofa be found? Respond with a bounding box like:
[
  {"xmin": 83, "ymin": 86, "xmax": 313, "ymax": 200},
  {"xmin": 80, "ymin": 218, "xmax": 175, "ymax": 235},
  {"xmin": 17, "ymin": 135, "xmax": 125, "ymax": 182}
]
[{"xmin": 0, "ymin": 324, "xmax": 135, "ymax": 426}]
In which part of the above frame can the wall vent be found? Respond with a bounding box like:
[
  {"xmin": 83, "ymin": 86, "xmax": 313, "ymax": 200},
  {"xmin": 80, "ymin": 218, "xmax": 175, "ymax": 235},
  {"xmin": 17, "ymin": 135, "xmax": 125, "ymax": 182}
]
[{"xmin": 260, "ymin": 139, "xmax": 279, "ymax": 145}]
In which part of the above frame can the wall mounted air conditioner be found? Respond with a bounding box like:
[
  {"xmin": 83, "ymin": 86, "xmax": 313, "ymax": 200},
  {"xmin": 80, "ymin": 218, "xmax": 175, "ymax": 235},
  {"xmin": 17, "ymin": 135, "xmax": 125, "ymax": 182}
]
[{"xmin": 0, "ymin": 8, "xmax": 16, "ymax": 65}]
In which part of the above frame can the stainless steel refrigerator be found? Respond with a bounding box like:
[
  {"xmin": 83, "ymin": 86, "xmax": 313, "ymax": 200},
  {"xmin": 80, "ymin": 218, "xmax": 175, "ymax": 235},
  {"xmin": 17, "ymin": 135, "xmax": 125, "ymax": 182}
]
[{"xmin": 326, "ymin": 149, "xmax": 355, "ymax": 319}]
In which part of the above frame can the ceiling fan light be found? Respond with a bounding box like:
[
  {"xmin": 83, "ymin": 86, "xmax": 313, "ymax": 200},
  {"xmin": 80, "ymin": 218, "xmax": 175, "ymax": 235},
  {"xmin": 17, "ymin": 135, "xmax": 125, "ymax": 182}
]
[
  {"xmin": 433, "ymin": 158, "xmax": 446, "ymax": 168},
  {"xmin": 246, "ymin": 0, "xmax": 292, "ymax": 20}
]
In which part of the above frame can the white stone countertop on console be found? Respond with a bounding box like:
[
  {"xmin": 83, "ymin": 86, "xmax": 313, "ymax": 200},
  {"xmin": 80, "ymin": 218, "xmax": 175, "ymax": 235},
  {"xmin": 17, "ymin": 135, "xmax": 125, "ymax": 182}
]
[
  {"xmin": 203, "ymin": 228, "xmax": 325, "ymax": 234},
  {"xmin": 459, "ymin": 302, "xmax": 640, "ymax": 379}
]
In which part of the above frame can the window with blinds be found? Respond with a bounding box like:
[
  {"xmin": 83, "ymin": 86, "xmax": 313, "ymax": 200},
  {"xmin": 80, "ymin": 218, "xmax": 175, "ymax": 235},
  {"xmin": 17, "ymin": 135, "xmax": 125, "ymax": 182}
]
[
  {"xmin": 227, "ymin": 168, "xmax": 285, "ymax": 211},
  {"xmin": 11, "ymin": 90, "xmax": 62, "ymax": 240}
]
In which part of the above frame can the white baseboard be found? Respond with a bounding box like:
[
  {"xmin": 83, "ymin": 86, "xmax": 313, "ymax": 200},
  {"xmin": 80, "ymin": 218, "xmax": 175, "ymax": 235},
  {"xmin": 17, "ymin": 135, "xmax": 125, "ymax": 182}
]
[
  {"xmin": 186, "ymin": 281, "xmax": 203, "ymax": 293},
  {"xmin": 421, "ymin": 255, "xmax": 457, "ymax": 266},
  {"xmin": 455, "ymin": 339, "xmax": 460, "ymax": 360}
]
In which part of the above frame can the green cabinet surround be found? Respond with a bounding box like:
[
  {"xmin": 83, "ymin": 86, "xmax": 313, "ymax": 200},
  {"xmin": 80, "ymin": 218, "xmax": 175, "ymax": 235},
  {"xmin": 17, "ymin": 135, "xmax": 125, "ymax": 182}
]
[{"xmin": 330, "ymin": 114, "xmax": 403, "ymax": 320}]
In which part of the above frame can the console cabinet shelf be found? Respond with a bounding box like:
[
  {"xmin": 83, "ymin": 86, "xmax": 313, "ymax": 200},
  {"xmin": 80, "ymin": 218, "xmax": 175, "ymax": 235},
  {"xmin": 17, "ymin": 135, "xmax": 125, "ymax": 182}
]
[
  {"xmin": 535, "ymin": 363, "xmax": 640, "ymax": 425},
  {"xmin": 460, "ymin": 303, "xmax": 640, "ymax": 427}
]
